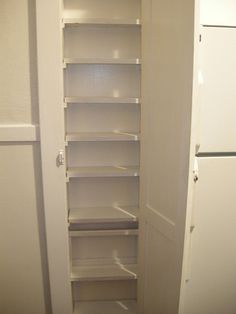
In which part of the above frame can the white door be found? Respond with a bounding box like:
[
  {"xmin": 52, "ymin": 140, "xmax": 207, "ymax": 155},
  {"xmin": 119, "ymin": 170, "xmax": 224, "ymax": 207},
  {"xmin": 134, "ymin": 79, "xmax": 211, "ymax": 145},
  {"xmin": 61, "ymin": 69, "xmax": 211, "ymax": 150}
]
[
  {"xmin": 139, "ymin": 0, "xmax": 196, "ymax": 313},
  {"xmin": 198, "ymin": 27, "xmax": 236, "ymax": 153},
  {"xmin": 200, "ymin": 0, "xmax": 236, "ymax": 27},
  {"xmin": 183, "ymin": 157, "xmax": 236, "ymax": 314}
]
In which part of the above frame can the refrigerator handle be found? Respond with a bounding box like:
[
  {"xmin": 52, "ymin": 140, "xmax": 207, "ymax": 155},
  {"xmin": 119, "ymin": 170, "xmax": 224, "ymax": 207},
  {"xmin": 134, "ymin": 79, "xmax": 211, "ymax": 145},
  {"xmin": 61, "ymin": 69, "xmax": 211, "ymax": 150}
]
[{"xmin": 186, "ymin": 157, "xmax": 199, "ymax": 281}]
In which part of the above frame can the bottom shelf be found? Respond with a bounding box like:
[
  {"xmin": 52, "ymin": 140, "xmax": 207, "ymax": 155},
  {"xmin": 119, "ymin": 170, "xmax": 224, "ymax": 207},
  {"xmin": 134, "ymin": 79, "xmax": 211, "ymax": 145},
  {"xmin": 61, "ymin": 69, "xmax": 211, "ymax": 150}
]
[{"xmin": 74, "ymin": 300, "xmax": 137, "ymax": 314}]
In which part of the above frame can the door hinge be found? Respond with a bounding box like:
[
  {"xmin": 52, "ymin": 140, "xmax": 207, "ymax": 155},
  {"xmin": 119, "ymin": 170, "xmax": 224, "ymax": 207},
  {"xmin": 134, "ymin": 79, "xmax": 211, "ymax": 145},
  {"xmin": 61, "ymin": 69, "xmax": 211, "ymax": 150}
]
[
  {"xmin": 57, "ymin": 149, "xmax": 65, "ymax": 166},
  {"xmin": 199, "ymin": 34, "xmax": 202, "ymax": 42}
]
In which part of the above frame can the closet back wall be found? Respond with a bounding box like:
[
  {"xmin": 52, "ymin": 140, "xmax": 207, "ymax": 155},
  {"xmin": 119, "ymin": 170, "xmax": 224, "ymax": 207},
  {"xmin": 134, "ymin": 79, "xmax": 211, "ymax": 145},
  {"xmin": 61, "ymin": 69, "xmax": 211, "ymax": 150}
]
[{"xmin": 0, "ymin": 1, "xmax": 49, "ymax": 314}]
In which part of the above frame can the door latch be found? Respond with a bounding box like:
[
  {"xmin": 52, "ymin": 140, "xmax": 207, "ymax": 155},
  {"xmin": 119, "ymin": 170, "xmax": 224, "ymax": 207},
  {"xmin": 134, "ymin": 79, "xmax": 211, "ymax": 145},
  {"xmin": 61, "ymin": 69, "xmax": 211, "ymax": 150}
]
[
  {"xmin": 193, "ymin": 157, "xmax": 199, "ymax": 183},
  {"xmin": 57, "ymin": 149, "xmax": 65, "ymax": 166}
]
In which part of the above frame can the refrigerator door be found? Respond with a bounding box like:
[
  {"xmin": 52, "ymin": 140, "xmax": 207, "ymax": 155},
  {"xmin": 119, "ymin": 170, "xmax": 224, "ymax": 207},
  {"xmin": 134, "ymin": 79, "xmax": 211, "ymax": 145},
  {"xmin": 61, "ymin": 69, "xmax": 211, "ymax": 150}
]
[
  {"xmin": 183, "ymin": 157, "xmax": 236, "ymax": 314},
  {"xmin": 198, "ymin": 27, "xmax": 236, "ymax": 153},
  {"xmin": 200, "ymin": 0, "xmax": 236, "ymax": 27}
]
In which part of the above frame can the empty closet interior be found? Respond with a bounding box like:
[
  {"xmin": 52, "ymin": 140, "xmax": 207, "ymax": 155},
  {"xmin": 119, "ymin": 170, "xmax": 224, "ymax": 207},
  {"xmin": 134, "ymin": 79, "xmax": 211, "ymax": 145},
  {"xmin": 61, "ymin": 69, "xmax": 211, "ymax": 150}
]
[
  {"xmin": 62, "ymin": 0, "xmax": 141, "ymax": 312},
  {"xmin": 36, "ymin": 1, "xmax": 236, "ymax": 313}
]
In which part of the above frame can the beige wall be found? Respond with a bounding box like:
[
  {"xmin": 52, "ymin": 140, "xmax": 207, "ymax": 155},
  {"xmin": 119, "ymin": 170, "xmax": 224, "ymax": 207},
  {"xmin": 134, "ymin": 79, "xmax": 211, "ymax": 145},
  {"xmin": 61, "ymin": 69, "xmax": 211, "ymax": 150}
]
[{"xmin": 0, "ymin": 1, "xmax": 50, "ymax": 313}]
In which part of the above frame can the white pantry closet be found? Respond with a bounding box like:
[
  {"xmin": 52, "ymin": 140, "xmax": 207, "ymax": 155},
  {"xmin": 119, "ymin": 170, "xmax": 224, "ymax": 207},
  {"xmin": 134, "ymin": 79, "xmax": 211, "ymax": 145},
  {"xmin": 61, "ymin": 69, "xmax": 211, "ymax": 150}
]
[{"xmin": 36, "ymin": 0, "xmax": 236, "ymax": 313}]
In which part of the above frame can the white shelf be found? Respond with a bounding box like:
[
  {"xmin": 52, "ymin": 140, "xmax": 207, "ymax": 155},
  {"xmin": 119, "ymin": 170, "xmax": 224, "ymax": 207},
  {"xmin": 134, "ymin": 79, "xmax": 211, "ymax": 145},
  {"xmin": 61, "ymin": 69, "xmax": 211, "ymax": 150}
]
[
  {"xmin": 70, "ymin": 229, "xmax": 138, "ymax": 237},
  {"xmin": 74, "ymin": 300, "xmax": 137, "ymax": 314},
  {"xmin": 66, "ymin": 132, "xmax": 140, "ymax": 142},
  {"xmin": 67, "ymin": 166, "xmax": 139, "ymax": 178},
  {"xmin": 71, "ymin": 263, "xmax": 138, "ymax": 281},
  {"xmin": 69, "ymin": 206, "xmax": 138, "ymax": 224},
  {"xmin": 64, "ymin": 58, "xmax": 141, "ymax": 65},
  {"xmin": 63, "ymin": 17, "xmax": 141, "ymax": 26},
  {"xmin": 64, "ymin": 96, "xmax": 140, "ymax": 105}
]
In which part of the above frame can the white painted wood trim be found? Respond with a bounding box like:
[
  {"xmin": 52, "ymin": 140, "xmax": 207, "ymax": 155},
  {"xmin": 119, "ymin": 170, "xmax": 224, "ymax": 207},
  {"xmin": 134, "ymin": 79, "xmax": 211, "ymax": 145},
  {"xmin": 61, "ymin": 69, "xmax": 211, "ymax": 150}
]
[
  {"xmin": 178, "ymin": 1, "xmax": 201, "ymax": 313},
  {"xmin": 0, "ymin": 124, "xmax": 40, "ymax": 142},
  {"xmin": 36, "ymin": 0, "xmax": 73, "ymax": 313}
]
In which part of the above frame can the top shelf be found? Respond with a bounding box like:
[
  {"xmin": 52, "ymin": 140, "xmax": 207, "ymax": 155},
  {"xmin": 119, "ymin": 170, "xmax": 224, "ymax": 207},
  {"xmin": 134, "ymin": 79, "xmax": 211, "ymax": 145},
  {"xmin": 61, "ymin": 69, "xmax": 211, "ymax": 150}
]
[{"xmin": 63, "ymin": 17, "xmax": 141, "ymax": 26}]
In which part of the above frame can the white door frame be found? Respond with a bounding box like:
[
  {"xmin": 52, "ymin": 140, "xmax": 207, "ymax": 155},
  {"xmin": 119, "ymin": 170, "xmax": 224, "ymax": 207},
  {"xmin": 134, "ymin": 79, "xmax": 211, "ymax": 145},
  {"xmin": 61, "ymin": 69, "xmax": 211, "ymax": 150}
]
[{"xmin": 36, "ymin": 1, "xmax": 73, "ymax": 313}]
